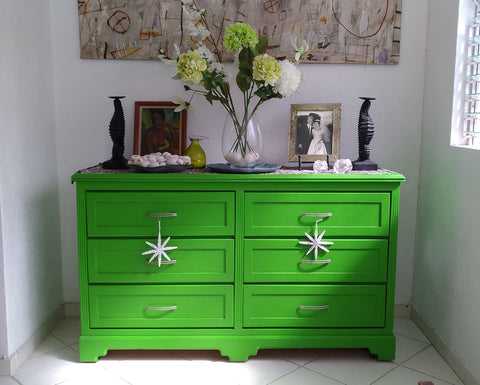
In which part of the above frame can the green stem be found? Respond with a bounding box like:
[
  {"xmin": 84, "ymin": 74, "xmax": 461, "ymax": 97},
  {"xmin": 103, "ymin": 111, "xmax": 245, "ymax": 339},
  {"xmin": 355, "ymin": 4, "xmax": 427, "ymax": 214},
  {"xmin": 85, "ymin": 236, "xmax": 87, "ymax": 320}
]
[{"xmin": 248, "ymin": 99, "xmax": 264, "ymax": 122}]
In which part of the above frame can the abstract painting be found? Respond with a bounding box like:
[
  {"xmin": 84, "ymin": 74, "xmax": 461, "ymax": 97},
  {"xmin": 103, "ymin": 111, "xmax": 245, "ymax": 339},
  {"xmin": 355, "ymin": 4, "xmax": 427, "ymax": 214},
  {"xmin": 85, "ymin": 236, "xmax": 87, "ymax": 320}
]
[{"xmin": 78, "ymin": 0, "xmax": 401, "ymax": 64}]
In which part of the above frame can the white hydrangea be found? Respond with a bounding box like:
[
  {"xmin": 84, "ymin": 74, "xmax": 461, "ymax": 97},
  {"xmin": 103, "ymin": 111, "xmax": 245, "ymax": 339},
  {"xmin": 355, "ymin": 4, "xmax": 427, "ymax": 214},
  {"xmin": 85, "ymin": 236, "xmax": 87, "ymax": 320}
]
[
  {"xmin": 274, "ymin": 60, "xmax": 303, "ymax": 97},
  {"xmin": 197, "ymin": 44, "xmax": 215, "ymax": 62},
  {"xmin": 209, "ymin": 61, "xmax": 225, "ymax": 75}
]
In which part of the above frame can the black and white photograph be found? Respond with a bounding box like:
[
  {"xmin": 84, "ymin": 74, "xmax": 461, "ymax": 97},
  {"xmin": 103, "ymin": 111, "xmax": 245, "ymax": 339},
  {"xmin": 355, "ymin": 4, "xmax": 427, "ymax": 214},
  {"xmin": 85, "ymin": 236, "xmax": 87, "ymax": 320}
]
[{"xmin": 288, "ymin": 103, "xmax": 341, "ymax": 162}]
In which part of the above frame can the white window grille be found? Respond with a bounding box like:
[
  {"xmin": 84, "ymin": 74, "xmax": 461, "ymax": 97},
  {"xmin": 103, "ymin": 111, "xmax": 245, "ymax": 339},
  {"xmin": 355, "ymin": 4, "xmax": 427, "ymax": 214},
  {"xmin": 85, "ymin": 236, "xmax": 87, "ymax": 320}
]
[
  {"xmin": 451, "ymin": 0, "xmax": 480, "ymax": 148},
  {"xmin": 464, "ymin": 0, "xmax": 480, "ymax": 145}
]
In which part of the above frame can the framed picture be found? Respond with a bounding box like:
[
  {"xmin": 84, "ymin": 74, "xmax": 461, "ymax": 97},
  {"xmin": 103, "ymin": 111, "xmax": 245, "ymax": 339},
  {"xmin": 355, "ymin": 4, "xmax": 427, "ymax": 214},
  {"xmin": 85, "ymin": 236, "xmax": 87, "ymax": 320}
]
[
  {"xmin": 133, "ymin": 101, "xmax": 187, "ymax": 155},
  {"xmin": 288, "ymin": 103, "xmax": 341, "ymax": 162}
]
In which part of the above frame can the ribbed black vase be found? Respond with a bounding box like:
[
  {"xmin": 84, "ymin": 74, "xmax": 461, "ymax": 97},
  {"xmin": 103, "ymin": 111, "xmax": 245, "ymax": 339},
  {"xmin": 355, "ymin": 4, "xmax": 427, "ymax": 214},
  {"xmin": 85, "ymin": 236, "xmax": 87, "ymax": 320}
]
[
  {"xmin": 102, "ymin": 96, "xmax": 128, "ymax": 170},
  {"xmin": 352, "ymin": 97, "xmax": 378, "ymax": 171}
]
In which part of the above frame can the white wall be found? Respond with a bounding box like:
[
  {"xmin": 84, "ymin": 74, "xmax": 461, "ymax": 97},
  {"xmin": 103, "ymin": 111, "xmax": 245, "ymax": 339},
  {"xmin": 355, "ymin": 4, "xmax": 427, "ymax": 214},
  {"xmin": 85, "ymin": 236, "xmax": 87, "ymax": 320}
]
[
  {"xmin": 52, "ymin": 0, "xmax": 428, "ymax": 305},
  {"xmin": 0, "ymin": 1, "xmax": 63, "ymax": 357},
  {"xmin": 0, "ymin": 206, "xmax": 6, "ymax": 356},
  {"xmin": 414, "ymin": 0, "xmax": 480, "ymax": 380}
]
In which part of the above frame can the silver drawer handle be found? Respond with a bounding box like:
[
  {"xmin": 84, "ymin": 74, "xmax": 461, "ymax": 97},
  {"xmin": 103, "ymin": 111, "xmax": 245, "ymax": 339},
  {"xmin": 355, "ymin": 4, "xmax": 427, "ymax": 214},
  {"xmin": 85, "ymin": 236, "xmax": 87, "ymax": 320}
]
[
  {"xmin": 302, "ymin": 213, "xmax": 332, "ymax": 222},
  {"xmin": 300, "ymin": 259, "xmax": 331, "ymax": 264},
  {"xmin": 146, "ymin": 260, "xmax": 177, "ymax": 265},
  {"xmin": 302, "ymin": 213, "xmax": 332, "ymax": 217},
  {"xmin": 300, "ymin": 305, "xmax": 330, "ymax": 310},
  {"xmin": 146, "ymin": 213, "xmax": 177, "ymax": 218},
  {"xmin": 145, "ymin": 306, "xmax": 177, "ymax": 311}
]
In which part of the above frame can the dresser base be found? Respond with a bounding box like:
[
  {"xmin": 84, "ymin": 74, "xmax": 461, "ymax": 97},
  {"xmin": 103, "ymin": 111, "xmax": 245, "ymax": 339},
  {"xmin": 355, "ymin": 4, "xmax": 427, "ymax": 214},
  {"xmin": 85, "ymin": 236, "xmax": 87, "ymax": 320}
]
[{"xmin": 79, "ymin": 333, "xmax": 395, "ymax": 362}]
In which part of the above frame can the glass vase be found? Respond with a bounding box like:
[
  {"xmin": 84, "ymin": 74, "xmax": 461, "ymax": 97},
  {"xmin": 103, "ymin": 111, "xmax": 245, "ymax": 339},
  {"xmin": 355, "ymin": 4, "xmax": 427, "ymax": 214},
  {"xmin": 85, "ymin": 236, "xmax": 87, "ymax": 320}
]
[
  {"xmin": 222, "ymin": 113, "xmax": 263, "ymax": 167},
  {"xmin": 185, "ymin": 136, "xmax": 206, "ymax": 168}
]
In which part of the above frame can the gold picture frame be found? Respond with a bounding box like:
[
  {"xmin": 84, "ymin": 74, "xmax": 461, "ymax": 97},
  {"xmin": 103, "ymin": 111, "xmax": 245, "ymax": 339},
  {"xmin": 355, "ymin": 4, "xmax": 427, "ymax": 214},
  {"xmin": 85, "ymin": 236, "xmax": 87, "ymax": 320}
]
[{"xmin": 288, "ymin": 103, "xmax": 341, "ymax": 162}]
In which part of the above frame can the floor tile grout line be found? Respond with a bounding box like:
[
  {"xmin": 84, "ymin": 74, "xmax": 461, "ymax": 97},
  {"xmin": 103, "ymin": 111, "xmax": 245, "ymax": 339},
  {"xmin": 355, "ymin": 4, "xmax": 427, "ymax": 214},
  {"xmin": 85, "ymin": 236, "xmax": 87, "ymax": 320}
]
[
  {"xmin": 300, "ymin": 359, "xmax": 374, "ymax": 385},
  {"xmin": 395, "ymin": 343, "xmax": 432, "ymax": 365},
  {"xmin": 11, "ymin": 336, "xmax": 73, "ymax": 379},
  {"xmin": 8, "ymin": 375, "xmax": 23, "ymax": 385},
  {"xmin": 398, "ymin": 363, "xmax": 463, "ymax": 385},
  {"xmin": 50, "ymin": 331, "xmax": 79, "ymax": 348},
  {"xmin": 23, "ymin": 335, "xmax": 69, "ymax": 361},
  {"xmin": 302, "ymin": 365, "xmax": 349, "ymax": 385},
  {"xmin": 397, "ymin": 342, "xmax": 462, "ymax": 383},
  {"xmin": 394, "ymin": 331, "xmax": 433, "ymax": 344},
  {"xmin": 369, "ymin": 362, "xmax": 401, "ymax": 384},
  {"xmin": 100, "ymin": 364, "xmax": 135, "ymax": 385},
  {"xmin": 264, "ymin": 366, "xmax": 304, "ymax": 385},
  {"xmin": 268, "ymin": 352, "xmax": 322, "ymax": 368}
]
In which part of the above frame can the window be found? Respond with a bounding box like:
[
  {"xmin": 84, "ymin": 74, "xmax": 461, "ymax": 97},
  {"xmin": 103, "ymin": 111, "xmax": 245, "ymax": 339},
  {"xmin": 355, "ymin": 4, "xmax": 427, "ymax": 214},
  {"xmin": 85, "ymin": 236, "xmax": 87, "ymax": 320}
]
[{"xmin": 452, "ymin": 0, "xmax": 480, "ymax": 148}]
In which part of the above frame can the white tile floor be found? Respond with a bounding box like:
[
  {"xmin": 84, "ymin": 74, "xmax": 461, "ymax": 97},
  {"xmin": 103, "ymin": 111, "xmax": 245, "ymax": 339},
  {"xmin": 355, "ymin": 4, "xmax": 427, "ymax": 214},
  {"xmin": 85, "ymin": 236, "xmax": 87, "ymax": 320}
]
[{"xmin": 0, "ymin": 317, "xmax": 465, "ymax": 385}]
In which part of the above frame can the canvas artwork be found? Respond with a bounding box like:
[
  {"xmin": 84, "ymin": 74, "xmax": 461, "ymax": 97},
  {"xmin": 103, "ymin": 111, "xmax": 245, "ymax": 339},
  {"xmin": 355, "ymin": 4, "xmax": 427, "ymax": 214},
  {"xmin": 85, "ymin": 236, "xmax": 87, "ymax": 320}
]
[{"xmin": 78, "ymin": 0, "xmax": 402, "ymax": 64}]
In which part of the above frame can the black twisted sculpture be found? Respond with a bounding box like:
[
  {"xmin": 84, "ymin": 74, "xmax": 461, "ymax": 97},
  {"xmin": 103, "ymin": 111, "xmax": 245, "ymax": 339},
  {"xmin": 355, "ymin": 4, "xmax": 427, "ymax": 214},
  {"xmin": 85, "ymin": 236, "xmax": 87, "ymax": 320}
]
[
  {"xmin": 102, "ymin": 96, "xmax": 128, "ymax": 170},
  {"xmin": 352, "ymin": 97, "xmax": 378, "ymax": 171}
]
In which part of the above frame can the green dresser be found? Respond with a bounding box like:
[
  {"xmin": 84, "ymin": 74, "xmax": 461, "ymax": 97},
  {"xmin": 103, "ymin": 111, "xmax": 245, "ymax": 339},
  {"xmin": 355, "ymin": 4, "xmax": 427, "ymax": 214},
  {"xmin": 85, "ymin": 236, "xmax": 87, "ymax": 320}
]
[{"xmin": 72, "ymin": 168, "xmax": 404, "ymax": 362}]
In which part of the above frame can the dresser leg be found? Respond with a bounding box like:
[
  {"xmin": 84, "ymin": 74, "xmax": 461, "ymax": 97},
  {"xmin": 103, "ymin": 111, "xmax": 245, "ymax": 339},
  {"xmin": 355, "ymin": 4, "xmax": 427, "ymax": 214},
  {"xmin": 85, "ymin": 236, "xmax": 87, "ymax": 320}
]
[
  {"xmin": 79, "ymin": 337, "xmax": 108, "ymax": 362},
  {"xmin": 220, "ymin": 344, "xmax": 260, "ymax": 362},
  {"xmin": 367, "ymin": 336, "xmax": 396, "ymax": 361}
]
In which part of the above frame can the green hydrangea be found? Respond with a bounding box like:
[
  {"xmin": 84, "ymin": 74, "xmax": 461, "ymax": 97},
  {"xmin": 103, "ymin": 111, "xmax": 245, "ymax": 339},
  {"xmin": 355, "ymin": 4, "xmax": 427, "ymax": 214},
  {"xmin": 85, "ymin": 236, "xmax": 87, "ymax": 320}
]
[
  {"xmin": 177, "ymin": 50, "xmax": 207, "ymax": 84},
  {"xmin": 223, "ymin": 22, "xmax": 258, "ymax": 52},
  {"xmin": 252, "ymin": 54, "xmax": 281, "ymax": 86}
]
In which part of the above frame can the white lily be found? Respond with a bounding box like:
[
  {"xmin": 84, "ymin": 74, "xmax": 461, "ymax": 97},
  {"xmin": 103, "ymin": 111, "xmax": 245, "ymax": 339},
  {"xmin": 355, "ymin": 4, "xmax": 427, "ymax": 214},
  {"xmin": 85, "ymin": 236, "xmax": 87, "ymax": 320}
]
[
  {"xmin": 157, "ymin": 44, "xmax": 181, "ymax": 66},
  {"xmin": 291, "ymin": 36, "xmax": 309, "ymax": 62},
  {"xmin": 172, "ymin": 96, "xmax": 195, "ymax": 112}
]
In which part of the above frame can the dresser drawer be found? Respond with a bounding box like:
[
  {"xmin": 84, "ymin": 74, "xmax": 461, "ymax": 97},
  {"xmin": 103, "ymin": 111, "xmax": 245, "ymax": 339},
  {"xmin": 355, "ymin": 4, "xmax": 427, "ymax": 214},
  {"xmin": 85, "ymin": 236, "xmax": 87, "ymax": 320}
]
[
  {"xmin": 244, "ymin": 285, "xmax": 385, "ymax": 328},
  {"xmin": 244, "ymin": 239, "xmax": 388, "ymax": 283},
  {"xmin": 244, "ymin": 192, "xmax": 390, "ymax": 237},
  {"xmin": 89, "ymin": 285, "xmax": 234, "ymax": 328},
  {"xmin": 88, "ymin": 239, "xmax": 234, "ymax": 283},
  {"xmin": 86, "ymin": 192, "xmax": 235, "ymax": 237}
]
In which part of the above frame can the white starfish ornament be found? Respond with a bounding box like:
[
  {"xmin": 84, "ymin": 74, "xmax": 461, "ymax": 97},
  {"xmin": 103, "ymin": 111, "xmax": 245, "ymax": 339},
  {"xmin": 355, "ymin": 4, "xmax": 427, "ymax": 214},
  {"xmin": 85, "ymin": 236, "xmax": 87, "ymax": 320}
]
[
  {"xmin": 142, "ymin": 220, "xmax": 178, "ymax": 267},
  {"xmin": 299, "ymin": 221, "xmax": 334, "ymax": 260}
]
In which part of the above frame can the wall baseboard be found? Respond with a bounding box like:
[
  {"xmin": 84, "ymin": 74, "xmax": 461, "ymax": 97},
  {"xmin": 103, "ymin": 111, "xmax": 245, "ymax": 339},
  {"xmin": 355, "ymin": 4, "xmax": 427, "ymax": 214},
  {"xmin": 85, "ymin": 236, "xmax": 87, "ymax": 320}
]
[
  {"xmin": 412, "ymin": 308, "xmax": 480, "ymax": 385},
  {"xmin": 394, "ymin": 304, "xmax": 412, "ymax": 318},
  {"xmin": 64, "ymin": 302, "xmax": 80, "ymax": 317},
  {"xmin": 0, "ymin": 304, "xmax": 65, "ymax": 376}
]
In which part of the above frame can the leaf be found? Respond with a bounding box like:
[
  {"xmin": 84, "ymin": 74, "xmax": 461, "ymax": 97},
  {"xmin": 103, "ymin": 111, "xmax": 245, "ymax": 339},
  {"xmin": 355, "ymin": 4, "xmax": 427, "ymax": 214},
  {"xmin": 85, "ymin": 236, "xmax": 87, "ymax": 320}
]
[
  {"xmin": 212, "ymin": 73, "xmax": 226, "ymax": 89},
  {"xmin": 236, "ymin": 72, "xmax": 250, "ymax": 93},
  {"xmin": 220, "ymin": 82, "xmax": 230, "ymax": 98},
  {"xmin": 239, "ymin": 67, "xmax": 253, "ymax": 81},
  {"xmin": 205, "ymin": 91, "xmax": 214, "ymax": 105},
  {"xmin": 256, "ymin": 36, "xmax": 268, "ymax": 54},
  {"xmin": 238, "ymin": 47, "xmax": 255, "ymax": 70},
  {"xmin": 254, "ymin": 85, "xmax": 282, "ymax": 101},
  {"xmin": 220, "ymin": 82, "xmax": 231, "ymax": 99},
  {"xmin": 202, "ymin": 72, "xmax": 213, "ymax": 90},
  {"xmin": 173, "ymin": 73, "xmax": 182, "ymax": 80}
]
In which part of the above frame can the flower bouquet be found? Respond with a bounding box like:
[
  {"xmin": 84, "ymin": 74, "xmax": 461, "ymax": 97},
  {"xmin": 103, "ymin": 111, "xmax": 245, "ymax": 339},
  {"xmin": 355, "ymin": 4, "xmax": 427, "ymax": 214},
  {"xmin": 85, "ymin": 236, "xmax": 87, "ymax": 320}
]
[{"xmin": 160, "ymin": 0, "xmax": 309, "ymax": 167}]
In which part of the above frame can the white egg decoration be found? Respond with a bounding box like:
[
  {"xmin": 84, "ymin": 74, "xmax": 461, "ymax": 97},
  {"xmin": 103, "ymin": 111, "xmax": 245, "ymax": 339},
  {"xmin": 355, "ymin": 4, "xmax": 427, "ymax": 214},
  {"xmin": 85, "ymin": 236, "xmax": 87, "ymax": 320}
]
[{"xmin": 128, "ymin": 152, "xmax": 191, "ymax": 167}]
